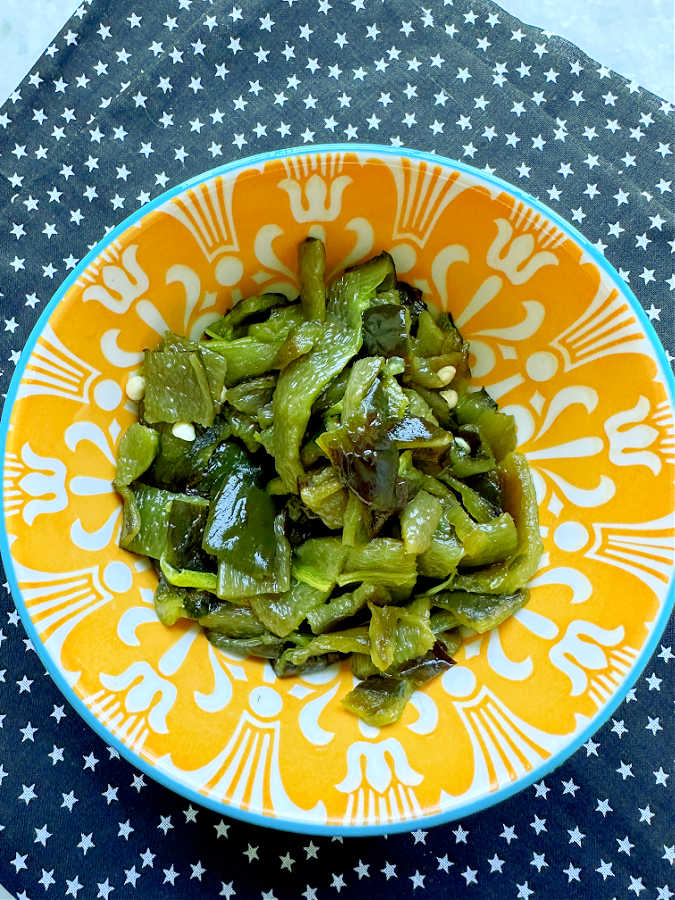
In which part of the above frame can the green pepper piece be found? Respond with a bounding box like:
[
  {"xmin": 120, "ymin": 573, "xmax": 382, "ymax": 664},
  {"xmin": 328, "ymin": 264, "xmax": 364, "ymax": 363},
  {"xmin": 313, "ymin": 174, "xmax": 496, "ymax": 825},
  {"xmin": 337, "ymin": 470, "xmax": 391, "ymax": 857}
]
[
  {"xmin": 400, "ymin": 490, "xmax": 443, "ymax": 554},
  {"xmin": 402, "ymin": 389, "xmax": 439, "ymax": 425},
  {"xmin": 225, "ymin": 376, "xmax": 276, "ymax": 416},
  {"xmin": 158, "ymin": 332, "xmax": 227, "ymax": 403},
  {"xmin": 299, "ymin": 237, "xmax": 326, "ymax": 322},
  {"xmin": 152, "ymin": 577, "xmax": 217, "ymax": 624},
  {"xmin": 408, "ymin": 385, "xmax": 454, "ymax": 427},
  {"xmin": 394, "ymin": 281, "xmax": 426, "ymax": 328},
  {"xmin": 318, "ymin": 426, "xmax": 407, "ymax": 513},
  {"xmin": 251, "ymin": 581, "xmax": 329, "ymax": 638},
  {"xmin": 273, "ymin": 651, "xmax": 344, "ymax": 677},
  {"xmin": 147, "ymin": 420, "xmax": 230, "ymax": 491},
  {"xmin": 189, "ymin": 439, "xmax": 246, "ymax": 499},
  {"xmin": 318, "ymin": 357, "xmax": 411, "ymax": 513},
  {"xmin": 454, "ymin": 389, "xmax": 517, "ymax": 461},
  {"xmin": 198, "ymin": 345, "xmax": 228, "ymax": 403},
  {"xmin": 453, "ymin": 452, "xmax": 543, "ymax": 594},
  {"xmin": 114, "ymin": 423, "xmax": 159, "ymax": 488},
  {"xmin": 206, "ymin": 293, "xmax": 289, "ymax": 340},
  {"xmin": 206, "ymin": 629, "xmax": 285, "ymax": 659},
  {"xmin": 307, "ymin": 582, "xmax": 389, "ymax": 634},
  {"xmin": 368, "ymin": 597, "xmax": 435, "ymax": 671},
  {"xmin": 119, "ymin": 483, "xmax": 177, "ymax": 559},
  {"xmin": 202, "ymin": 452, "xmax": 276, "ymax": 579},
  {"xmin": 338, "ymin": 538, "xmax": 417, "ymax": 587},
  {"xmin": 226, "ymin": 410, "xmax": 262, "ymax": 454},
  {"xmin": 163, "ymin": 496, "xmax": 213, "ymax": 574},
  {"xmin": 448, "ymin": 503, "xmax": 518, "ymax": 568},
  {"xmin": 208, "ymin": 337, "xmax": 282, "ymax": 386},
  {"xmin": 159, "ymin": 556, "xmax": 218, "ymax": 593},
  {"xmin": 147, "ymin": 430, "xmax": 196, "ymax": 488},
  {"xmin": 327, "ymin": 252, "xmax": 395, "ymax": 328},
  {"xmin": 410, "ymin": 310, "xmax": 471, "ymax": 390},
  {"xmin": 341, "ymin": 492, "xmax": 371, "ymax": 547},
  {"xmin": 414, "ymin": 310, "xmax": 446, "ymax": 357},
  {"xmin": 443, "ymin": 423, "xmax": 496, "ymax": 478},
  {"xmin": 417, "ymin": 507, "xmax": 465, "ymax": 578},
  {"xmin": 293, "ymin": 537, "xmax": 347, "ymax": 591},
  {"xmin": 386, "ymin": 416, "xmax": 451, "ymax": 449},
  {"xmin": 362, "ymin": 305, "xmax": 409, "ymax": 358},
  {"xmin": 350, "ymin": 653, "xmax": 379, "ymax": 680},
  {"xmin": 433, "ymin": 589, "xmax": 529, "ymax": 633},
  {"xmin": 199, "ymin": 603, "xmax": 267, "ymax": 637},
  {"xmin": 153, "ymin": 575, "xmax": 189, "ymax": 626},
  {"xmin": 465, "ymin": 469, "xmax": 504, "ymax": 510},
  {"xmin": 404, "ymin": 350, "xmax": 466, "ymax": 390},
  {"xmin": 215, "ymin": 562, "xmax": 277, "ymax": 602},
  {"xmin": 214, "ymin": 513, "xmax": 290, "ymax": 601},
  {"xmin": 274, "ymin": 625, "xmax": 371, "ymax": 673},
  {"xmin": 273, "ymin": 324, "xmax": 357, "ymax": 492},
  {"xmin": 274, "ymin": 321, "xmax": 326, "ymax": 369},
  {"xmin": 247, "ymin": 305, "xmax": 304, "ymax": 343},
  {"xmin": 342, "ymin": 645, "xmax": 452, "ymax": 726},
  {"xmin": 341, "ymin": 356, "xmax": 383, "ymax": 423},
  {"xmin": 440, "ymin": 471, "xmax": 501, "ymax": 524},
  {"xmin": 143, "ymin": 348, "xmax": 214, "ymax": 426},
  {"xmin": 272, "ymin": 253, "xmax": 394, "ymax": 492},
  {"xmin": 436, "ymin": 628, "xmax": 463, "ymax": 656},
  {"xmin": 312, "ymin": 367, "xmax": 351, "ymax": 415},
  {"xmin": 342, "ymin": 675, "xmax": 414, "ymax": 726},
  {"xmin": 299, "ymin": 467, "xmax": 348, "ymax": 530},
  {"xmin": 430, "ymin": 609, "xmax": 460, "ymax": 633}
]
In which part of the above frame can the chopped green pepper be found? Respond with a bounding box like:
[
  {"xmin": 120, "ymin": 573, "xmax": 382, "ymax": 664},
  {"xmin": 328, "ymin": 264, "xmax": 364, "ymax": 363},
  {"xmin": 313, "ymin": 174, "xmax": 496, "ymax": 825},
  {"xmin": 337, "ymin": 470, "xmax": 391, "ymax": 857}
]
[{"xmin": 115, "ymin": 239, "xmax": 543, "ymax": 728}]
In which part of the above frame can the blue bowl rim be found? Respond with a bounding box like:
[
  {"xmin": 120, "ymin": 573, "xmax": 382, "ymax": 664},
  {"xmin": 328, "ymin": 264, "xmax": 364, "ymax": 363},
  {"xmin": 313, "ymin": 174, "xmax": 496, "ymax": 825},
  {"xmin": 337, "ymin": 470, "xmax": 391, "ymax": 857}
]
[{"xmin": 1, "ymin": 142, "xmax": 673, "ymax": 837}]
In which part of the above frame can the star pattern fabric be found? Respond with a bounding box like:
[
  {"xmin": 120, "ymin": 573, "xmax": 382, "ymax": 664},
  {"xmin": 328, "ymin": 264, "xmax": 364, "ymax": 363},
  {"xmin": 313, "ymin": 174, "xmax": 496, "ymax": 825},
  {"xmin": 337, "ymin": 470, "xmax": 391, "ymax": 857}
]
[{"xmin": 0, "ymin": 0, "xmax": 673, "ymax": 898}]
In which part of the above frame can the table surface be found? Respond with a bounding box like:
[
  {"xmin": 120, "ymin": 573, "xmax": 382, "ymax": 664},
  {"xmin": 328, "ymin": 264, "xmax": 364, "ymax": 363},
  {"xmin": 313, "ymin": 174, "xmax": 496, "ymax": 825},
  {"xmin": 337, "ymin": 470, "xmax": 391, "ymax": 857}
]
[{"xmin": 1, "ymin": 0, "xmax": 673, "ymax": 105}]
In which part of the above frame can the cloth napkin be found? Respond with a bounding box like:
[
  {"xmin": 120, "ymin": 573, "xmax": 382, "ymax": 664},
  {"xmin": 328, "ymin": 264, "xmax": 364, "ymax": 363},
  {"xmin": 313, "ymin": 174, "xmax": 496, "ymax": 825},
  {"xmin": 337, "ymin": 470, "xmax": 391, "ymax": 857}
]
[{"xmin": 0, "ymin": 1, "xmax": 672, "ymax": 898}]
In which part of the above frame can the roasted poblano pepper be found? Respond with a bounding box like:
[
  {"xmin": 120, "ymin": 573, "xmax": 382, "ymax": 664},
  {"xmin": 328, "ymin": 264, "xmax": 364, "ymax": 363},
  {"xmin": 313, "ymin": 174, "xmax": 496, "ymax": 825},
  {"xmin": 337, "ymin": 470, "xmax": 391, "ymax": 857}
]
[{"xmin": 114, "ymin": 239, "xmax": 543, "ymax": 728}]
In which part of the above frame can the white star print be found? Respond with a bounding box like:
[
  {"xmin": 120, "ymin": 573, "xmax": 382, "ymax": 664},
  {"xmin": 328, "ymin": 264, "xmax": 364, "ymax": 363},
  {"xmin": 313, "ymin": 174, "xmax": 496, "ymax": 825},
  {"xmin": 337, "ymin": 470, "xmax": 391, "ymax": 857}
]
[
  {"xmin": 530, "ymin": 815, "xmax": 547, "ymax": 834},
  {"xmin": 18, "ymin": 783, "xmax": 37, "ymax": 804},
  {"xmin": 77, "ymin": 833, "xmax": 95, "ymax": 855},
  {"xmin": 190, "ymin": 860, "xmax": 206, "ymax": 880},
  {"xmin": 163, "ymin": 864, "xmax": 179, "ymax": 885},
  {"xmin": 435, "ymin": 854, "xmax": 452, "ymax": 873},
  {"xmin": 563, "ymin": 862, "xmax": 581, "ymax": 882},
  {"xmin": 38, "ymin": 870, "xmax": 56, "ymax": 891},
  {"xmin": 596, "ymin": 859, "xmax": 614, "ymax": 880},
  {"xmin": 124, "ymin": 867, "xmax": 140, "ymax": 887},
  {"xmin": 19, "ymin": 722, "xmax": 37, "ymax": 742},
  {"xmin": 354, "ymin": 860, "xmax": 369, "ymax": 879},
  {"xmin": 330, "ymin": 873, "xmax": 346, "ymax": 892},
  {"xmin": 11, "ymin": 853, "xmax": 28, "ymax": 873},
  {"xmin": 618, "ymin": 835, "xmax": 635, "ymax": 855},
  {"xmin": 118, "ymin": 819, "xmax": 134, "ymax": 839},
  {"xmin": 214, "ymin": 819, "xmax": 229, "ymax": 838},
  {"xmin": 409, "ymin": 870, "xmax": 426, "ymax": 889},
  {"xmin": 617, "ymin": 760, "xmax": 634, "ymax": 779},
  {"xmin": 638, "ymin": 804, "xmax": 655, "ymax": 824},
  {"xmin": 96, "ymin": 878, "xmax": 114, "ymax": 899}
]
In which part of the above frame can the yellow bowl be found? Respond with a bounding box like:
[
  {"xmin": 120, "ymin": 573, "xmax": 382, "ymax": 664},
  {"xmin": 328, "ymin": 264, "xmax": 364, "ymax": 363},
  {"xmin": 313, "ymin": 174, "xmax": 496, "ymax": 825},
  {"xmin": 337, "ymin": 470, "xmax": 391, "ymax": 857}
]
[{"xmin": 2, "ymin": 145, "xmax": 673, "ymax": 835}]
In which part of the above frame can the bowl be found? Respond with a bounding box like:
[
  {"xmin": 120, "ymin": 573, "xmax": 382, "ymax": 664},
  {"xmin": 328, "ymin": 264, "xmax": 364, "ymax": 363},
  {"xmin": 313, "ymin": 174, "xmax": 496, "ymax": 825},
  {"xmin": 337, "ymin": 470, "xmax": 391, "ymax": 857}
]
[{"xmin": 2, "ymin": 144, "xmax": 673, "ymax": 836}]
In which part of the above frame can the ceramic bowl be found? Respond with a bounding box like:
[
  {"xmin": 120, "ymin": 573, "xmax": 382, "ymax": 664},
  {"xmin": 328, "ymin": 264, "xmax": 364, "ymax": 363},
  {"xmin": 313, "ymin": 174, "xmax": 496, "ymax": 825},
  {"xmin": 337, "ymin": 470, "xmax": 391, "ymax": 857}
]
[{"xmin": 2, "ymin": 144, "xmax": 673, "ymax": 835}]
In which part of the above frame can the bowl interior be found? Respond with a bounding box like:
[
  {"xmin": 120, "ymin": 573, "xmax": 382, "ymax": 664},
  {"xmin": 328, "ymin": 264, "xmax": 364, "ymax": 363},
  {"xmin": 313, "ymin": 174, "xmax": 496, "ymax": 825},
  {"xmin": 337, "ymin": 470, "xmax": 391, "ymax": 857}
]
[{"xmin": 3, "ymin": 147, "xmax": 674, "ymax": 834}]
